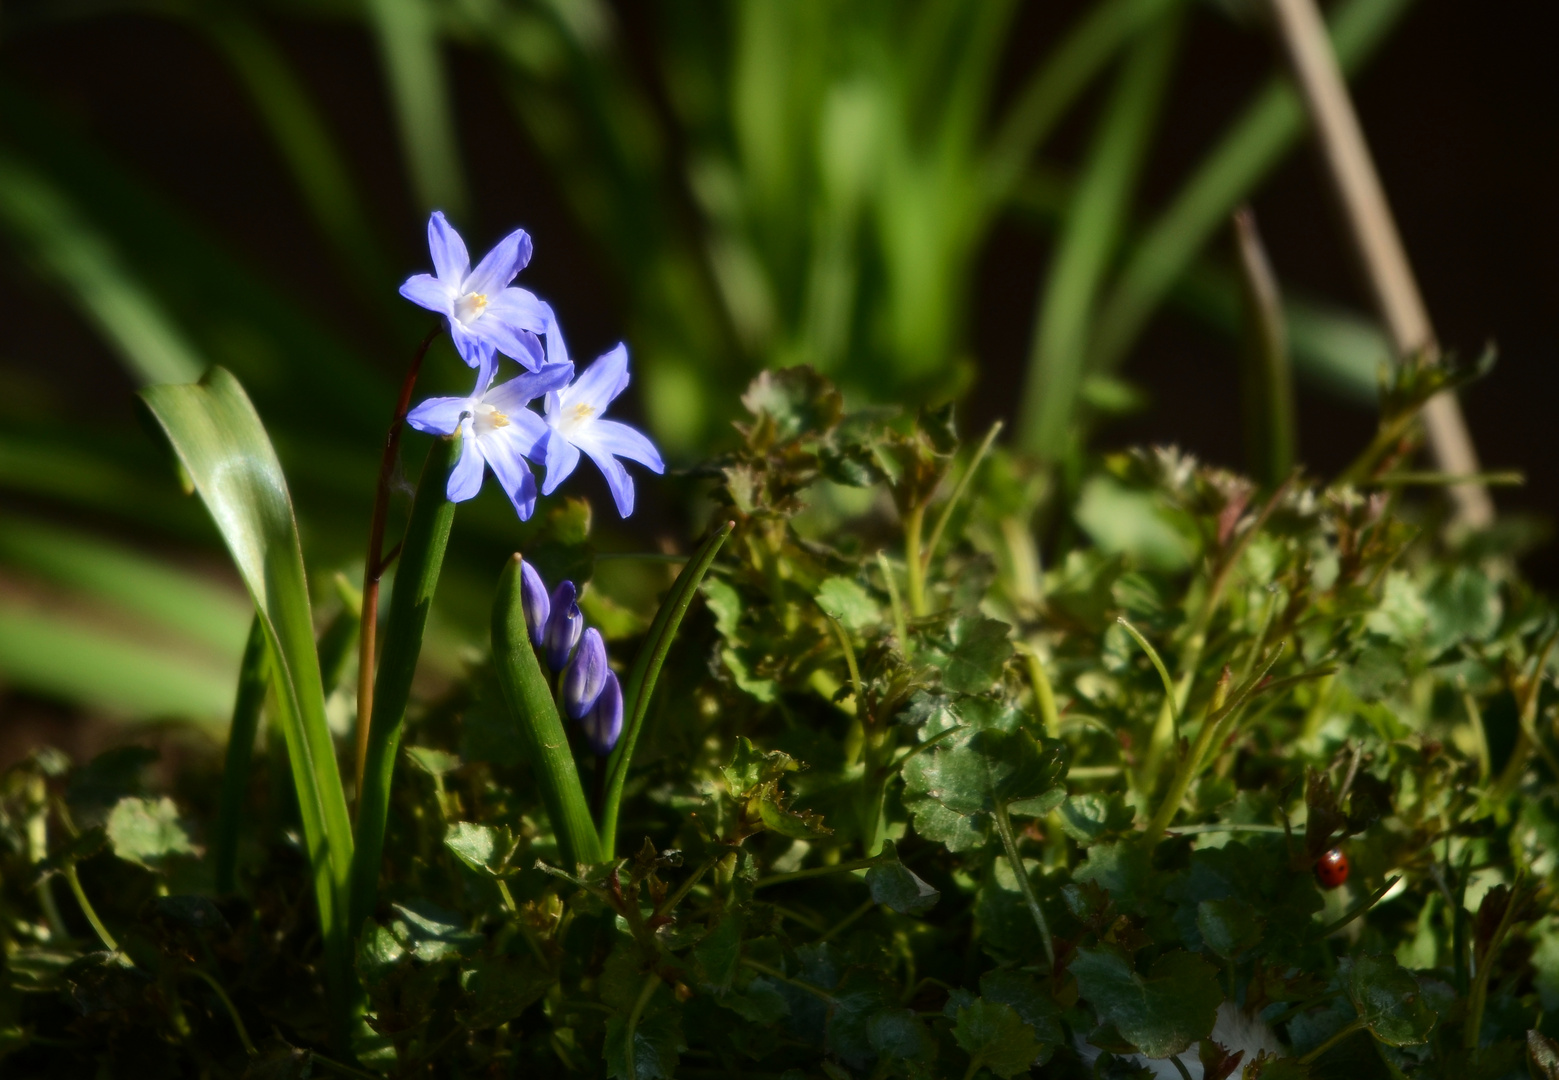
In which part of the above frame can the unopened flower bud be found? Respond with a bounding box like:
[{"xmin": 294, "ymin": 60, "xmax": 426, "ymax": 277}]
[
  {"xmin": 562, "ymin": 628, "xmax": 609, "ymax": 720},
  {"xmin": 581, "ymin": 670, "xmax": 623, "ymax": 756},
  {"xmin": 519, "ymin": 560, "xmax": 550, "ymax": 647},
  {"xmin": 543, "ymin": 580, "xmax": 582, "ymax": 672}
]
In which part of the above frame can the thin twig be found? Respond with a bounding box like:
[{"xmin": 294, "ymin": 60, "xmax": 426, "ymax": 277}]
[
  {"xmin": 1268, "ymin": 0, "xmax": 1490, "ymax": 526},
  {"xmin": 354, "ymin": 322, "xmax": 442, "ymax": 816}
]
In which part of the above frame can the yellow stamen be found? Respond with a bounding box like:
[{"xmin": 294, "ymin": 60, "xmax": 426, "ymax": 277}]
[
  {"xmin": 490, "ymin": 409, "xmax": 509, "ymax": 428},
  {"xmin": 572, "ymin": 403, "xmax": 596, "ymax": 423}
]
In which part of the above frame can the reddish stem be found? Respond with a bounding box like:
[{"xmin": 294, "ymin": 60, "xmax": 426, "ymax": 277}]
[{"xmin": 353, "ymin": 323, "xmax": 442, "ymax": 817}]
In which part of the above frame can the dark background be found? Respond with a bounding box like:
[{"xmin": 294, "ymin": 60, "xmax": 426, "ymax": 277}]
[{"xmin": 2, "ymin": 0, "xmax": 1554, "ymax": 581}]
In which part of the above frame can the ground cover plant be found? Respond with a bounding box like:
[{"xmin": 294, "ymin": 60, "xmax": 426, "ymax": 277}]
[{"xmin": 1, "ymin": 224, "xmax": 1556, "ymax": 1076}]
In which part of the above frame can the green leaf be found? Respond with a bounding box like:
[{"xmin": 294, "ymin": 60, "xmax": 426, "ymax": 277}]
[
  {"xmin": 758, "ymin": 792, "xmax": 833, "ymax": 840},
  {"xmin": 816, "ymin": 576, "xmax": 879, "ymax": 631},
  {"xmin": 721, "ymin": 736, "xmax": 800, "ymax": 797},
  {"xmin": 866, "ymin": 842, "xmax": 941, "ymax": 916},
  {"xmin": 1196, "ymin": 898, "xmax": 1264, "ymax": 959},
  {"xmin": 1070, "ymin": 946, "xmax": 1222, "ymax": 1059},
  {"xmin": 694, "ymin": 912, "xmax": 744, "ymax": 991},
  {"xmin": 405, "ymin": 745, "xmax": 461, "ymax": 778},
  {"xmin": 1344, "ymin": 953, "xmax": 1436, "ymax": 1046},
  {"xmin": 865, "ymin": 1007, "xmax": 934, "ymax": 1065},
  {"xmin": 458, "ymin": 955, "xmax": 553, "ymax": 1028},
  {"xmin": 936, "ymin": 615, "xmax": 1014, "ymax": 694},
  {"xmin": 388, "ymin": 899, "xmax": 482, "ymax": 963},
  {"xmin": 1059, "ymin": 792, "xmax": 1137, "ymax": 844},
  {"xmin": 139, "ymin": 368, "xmax": 353, "ymax": 1019},
  {"xmin": 602, "ymin": 521, "xmax": 734, "ymax": 855},
  {"xmin": 952, "ymin": 999, "xmax": 1046, "ymax": 1079},
  {"xmin": 1241, "ymin": 1052, "xmax": 1311, "ymax": 1079},
  {"xmin": 604, "ymin": 990, "xmax": 684, "ymax": 1080},
  {"xmin": 355, "ymin": 919, "xmax": 406, "ymax": 985},
  {"xmin": 902, "ymin": 725, "xmax": 1066, "ymax": 843},
  {"xmin": 443, "ymin": 821, "xmax": 515, "ymax": 878},
  {"xmin": 702, "ymin": 578, "xmax": 743, "ymax": 639},
  {"xmin": 105, "ymin": 796, "xmax": 196, "ymax": 870},
  {"xmin": 979, "ymin": 969, "xmax": 1064, "ymax": 1060},
  {"xmin": 740, "ymin": 367, "xmax": 843, "ymax": 442}
]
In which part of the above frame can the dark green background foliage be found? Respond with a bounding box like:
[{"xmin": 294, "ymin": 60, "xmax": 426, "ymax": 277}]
[{"xmin": 2, "ymin": 369, "xmax": 1556, "ymax": 1077}]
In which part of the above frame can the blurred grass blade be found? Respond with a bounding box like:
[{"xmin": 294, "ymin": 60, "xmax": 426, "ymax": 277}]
[
  {"xmin": 492, "ymin": 555, "xmax": 601, "ymax": 868},
  {"xmin": 0, "ymin": 151, "xmax": 203, "ymax": 385},
  {"xmin": 985, "ymin": 0, "xmax": 1180, "ymax": 203},
  {"xmin": 0, "ymin": 601, "xmax": 235, "ymax": 721},
  {"xmin": 1232, "ymin": 207, "xmax": 1295, "ymax": 486},
  {"xmin": 0, "ymin": 515, "xmax": 250, "ymax": 656},
  {"xmin": 215, "ymin": 618, "xmax": 268, "ymax": 894},
  {"xmin": 600, "ymin": 521, "xmax": 733, "ymax": 857},
  {"xmin": 1089, "ymin": 0, "xmax": 1417, "ymax": 375},
  {"xmin": 366, "ymin": 0, "xmax": 468, "ymax": 217},
  {"xmin": 1018, "ymin": 13, "xmax": 1181, "ymax": 459},
  {"xmin": 200, "ymin": 12, "xmax": 388, "ymax": 296},
  {"xmin": 350, "ymin": 437, "xmax": 460, "ymax": 930},
  {"xmin": 139, "ymin": 367, "xmax": 354, "ymax": 1029}
]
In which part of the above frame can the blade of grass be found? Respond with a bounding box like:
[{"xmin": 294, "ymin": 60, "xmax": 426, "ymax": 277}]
[
  {"xmin": 1018, "ymin": 11, "xmax": 1181, "ymax": 458},
  {"xmin": 366, "ymin": 0, "xmax": 468, "ymax": 217},
  {"xmin": 1232, "ymin": 207, "xmax": 1296, "ymax": 487},
  {"xmin": 140, "ymin": 368, "xmax": 354, "ymax": 1037},
  {"xmin": 599, "ymin": 521, "xmax": 734, "ymax": 857},
  {"xmin": 1088, "ymin": 0, "xmax": 1418, "ymax": 376},
  {"xmin": 1117, "ymin": 616, "xmax": 1180, "ymax": 742},
  {"xmin": 350, "ymin": 435, "xmax": 461, "ymax": 929},
  {"xmin": 492, "ymin": 555, "xmax": 601, "ymax": 867},
  {"xmin": 0, "ymin": 151, "xmax": 203, "ymax": 385},
  {"xmin": 214, "ymin": 618, "xmax": 268, "ymax": 894},
  {"xmin": 984, "ymin": 0, "xmax": 1180, "ymax": 204}
]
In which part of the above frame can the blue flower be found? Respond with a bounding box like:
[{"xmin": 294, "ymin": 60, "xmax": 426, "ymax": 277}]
[
  {"xmin": 543, "ymin": 580, "xmax": 583, "ymax": 672},
  {"xmin": 399, "ymin": 211, "xmax": 569, "ymax": 378},
  {"xmin": 540, "ymin": 344, "xmax": 664, "ymax": 518},
  {"xmin": 405, "ymin": 361, "xmax": 573, "ymax": 519},
  {"xmin": 519, "ymin": 561, "xmax": 550, "ymax": 648},
  {"xmin": 580, "ymin": 670, "xmax": 623, "ymax": 756},
  {"xmin": 562, "ymin": 627, "xmax": 609, "ymax": 721}
]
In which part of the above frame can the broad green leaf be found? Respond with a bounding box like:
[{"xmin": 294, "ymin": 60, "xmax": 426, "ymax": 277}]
[
  {"xmin": 405, "ymin": 745, "xmax": 461, "ymax": 779},
  {"xmin": 139, "ymin": 368, "xmax": 353, "ymax": 1016},
  {"xmin": 694, "ymin": 913, "xmax": 744, "ymax": 991},
  {"xmin": 866, "ymin": 842, "xmax": 940, "ymax": 915},
  {"xmin": 389, "ymin": 899, "xmax": 482, "ymax": 963},
  {"xmin": 355, "ymin": 920, "xmax": 406, "ymax": 984},
  {"xmin": 1197, "ymin": 898, "xmax": 1264, "ymax": 959},
  {"xmin": 979, "ymin": 969, "xmax": 1064, "ymax": 1059},
  {"xmin": 902, "ymin": 725, "xmax": 1066, "ymax": 843},
  {"xmin": 826, "ymin": 969, "xmax": 899, "ymax": 1067},
  {"xmin": 952, "ymin": 999, "xmax": 1046, "ymax": 1079},
  {"xmin": 935, "ymin": 615, "xmax": 1014, "ymax": 694},
  {"xmin": 443, "ymin": 822, "xmax": 515, "ymax": 878},
  {"xmin": 604, "ymin": 986, "xmax": 684, "ymax": 1080},
  {"xmin": 1059, "ymin": 792, "xmax": 1137, "ymax": 844},
  {"xmin": 458, "ymin": 956, "xmax": 553, "ymax": 1028},
  {"xmin": 105, "ymin": 796, "xmax": 196, "ymax": 870},
  {"xmin": 816, "ymin": 576, "xmax": 879, "ymax": 630},
  {"xmin": 865, "ymin": 1007, "xmax": 933, "ymax": 1065},
  {"xmin": 1345, "ymin": 953, "xmax": 1436, "ymax": 1046},
  {"xmin": 1070, "ymin": 946, "xmax": 1221, "ymax": 1059},
  {"xmin": 757, "ymin": 793, "xmax": 832, "ymax": 840}
]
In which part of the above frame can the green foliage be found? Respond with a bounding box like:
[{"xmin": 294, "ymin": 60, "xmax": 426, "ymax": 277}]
[{"xmin": 0, "ymin": 367, "xmax": 1554, "ymax": 1079}]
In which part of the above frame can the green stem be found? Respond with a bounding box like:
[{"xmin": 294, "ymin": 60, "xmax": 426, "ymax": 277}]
[
  {"xmin": 904, "ymin": 503, "xmax": 928, "ymax": 617},
  {"xmin": 215, "ymin": 617, "xmax": 268, "ymax": 894},
  {"xmin": 877, "ymin": 552, "xmax": 909, "ymax": 651},
  {"xmin": 992, "ymin": 801, "xmax": 1054, "ymax": 969},
  {"xmin": 1232, "ymin": 207, "xmax": 1295, "ymax": 488},
  {"xmin": 1298, "ymin": 1018, "xmax": 1367, "ymax": 1065},
  {"xmin": 740, "ymin": 958, "xmax": 835, "ymax": 1003},
  {"xmin": 349, "ymin": 434, "xmax": 460, "ymax": 930},
  {"xmin": 1017, "ymin": 642, "xmax": 1060, "ymax": 737},
  {"xmin": 1318, "ymin": 875, "xmax": 1400, "ymax": 938},
  {"xmin": 753, "ymin": 855, "xmax": 881, "ymax": 891},
  {"xmin": 1118, "ymin": 616, "xmax": 1179, "ymax": 742},
  {"xmin": 922, "ymin": 420, "xmax": 1002, "ymax": 571},
  {"xmin": 185, "ymin": 968, "xmax": 257, "ymax": 1056},
  {"xmin": 622, "ymin": 973, "xmax": 662, "ymax": 1080},
  {"xmin": 600, "ymin": 522, "xmax": 733, "ymax": 857},
  {"xmin": 492, "ymin": 555, "xmax": 602, "ymax": 867},
  {"xmin": 1464, "ymin": 878, "xmax": 1524, "ymax": 1049},
  {"xmin": 62, "ymin": 863, "xmax": 117, "ymax": 953}
]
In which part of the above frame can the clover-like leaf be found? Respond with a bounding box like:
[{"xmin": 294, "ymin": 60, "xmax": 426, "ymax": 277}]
[
  {"xmin": 721, "ymin": 736, "xmax": 798, "ymax": 797},
  {"xmin": 1059, "ymin": 792, "xmax": 1137, "ymax": 844},
  {"xmin": 902, "ymin": 726, "xmax": 1066, "ymax": 847},
  {"xmin": 443, "ymin": 821, "xmax": 516, "ymax": 878},
  {"xmin": 1197, "ymin": 898, "xmax": 1264, "ymax": 959},
  {"xmin": 1344, "ymin": 953, "xmax": 1435, "ymax": 1046},
  {"xmin": 105, "ymin": 796, "xmax": 196, "ymax": 870},
  {"xmin": 816, "ymin": 576, "xmax": 879, "ymax": 631},
  {"xmin": 935, "ymin": 615, "xmax": 1013, "ymax": 694},
  {"xmin": 1071, "ymin": 945, "xmax": 1222, "ymax": 1059},
  {"xmin": 865, "ymin": 842, "xmax": 940, "ymax": 915},
  {"xmin": 952, "ymin": 999, "xmax": 1046, "ymax": 1079}
]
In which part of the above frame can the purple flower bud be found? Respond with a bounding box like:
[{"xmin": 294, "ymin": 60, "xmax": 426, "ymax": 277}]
[
  {"xmin": 543, "ymin": 580, "xmax": 582, "ymax": 672},
  {"xmin": 580, "ymin": 670, "xmax": 623, "ymax": 756},
  {"xmin": 519, "ymin": 560, "xmax": 550, "ymax": 648},
  {"xmin": 562, "ymin": 628, "xmax": 609, "ymax": 720}
]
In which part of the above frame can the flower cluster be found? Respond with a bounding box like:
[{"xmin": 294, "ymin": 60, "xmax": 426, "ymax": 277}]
[
  {"xmin": 520, "ymin": 561, "xmax": 622, "ymax": 755},
  {"xmin": 402, "ymin": 213, "xmax": 663, "ymax": 520}
]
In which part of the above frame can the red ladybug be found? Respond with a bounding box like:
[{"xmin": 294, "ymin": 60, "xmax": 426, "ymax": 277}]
[{"xmin": 1315, "ymin": 847, "xmax": 1350, "ymax": 889}]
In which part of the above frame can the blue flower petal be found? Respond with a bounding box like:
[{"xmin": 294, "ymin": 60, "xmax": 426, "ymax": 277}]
[
  {"xmin": 446, "ymin": 423, "xmax": 487, "ymax": 502},
  {"xmin": 466, "ymin": 228, "xmax": 534, "ymax": 296},
  {"xmin": 427, "ymin": 211, "xmax": 470, "ymax": 283},
  {"xmin": 564, "ymin": 343, "xmax": 630, "ymax": 412},
  {"xmin": 399, "ymin": 273, "xmax": 451, "ymax": 315},
  {"xmin": 539, "ymin": 427, "xmax": 582, "ymax": 496},
  {"xmin": 405, "ymin": 395, "xmax": 470, "ymax": 437},
  {"xmin": 586, "ymin": 419, "xmax": 664, "ymax": 473},
  {"xmin": 480, "ymin": 431, "xmax": 538, "ymax": 521},
  {"xmin": 486, "ymin": 362, "xmax": 574, "ymax": 414}
]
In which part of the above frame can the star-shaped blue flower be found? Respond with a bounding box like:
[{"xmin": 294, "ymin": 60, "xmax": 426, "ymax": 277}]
[
  {"xmin": 539, "ymin": 344, "xmax": 664, "ymax": 518},
  {"xmin": 405, "ymin": 361, "xmax": 573, "ymax": 520},
  {"xmin": 399, "ymin": 211, "xmax": 568, "ymax": 379}
]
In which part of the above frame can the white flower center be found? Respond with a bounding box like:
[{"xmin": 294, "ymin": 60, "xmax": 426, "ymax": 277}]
[
  {"xmin": 472, "ymin": 401, "xmax": 510, "ymax": 438},
  {"xmin": 454, "ymin": 291, "xmax": 489, "ymax": 326},
  {"xmin": 565, "ymin": 402, "xmax": 596, "ymax": 429}
]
